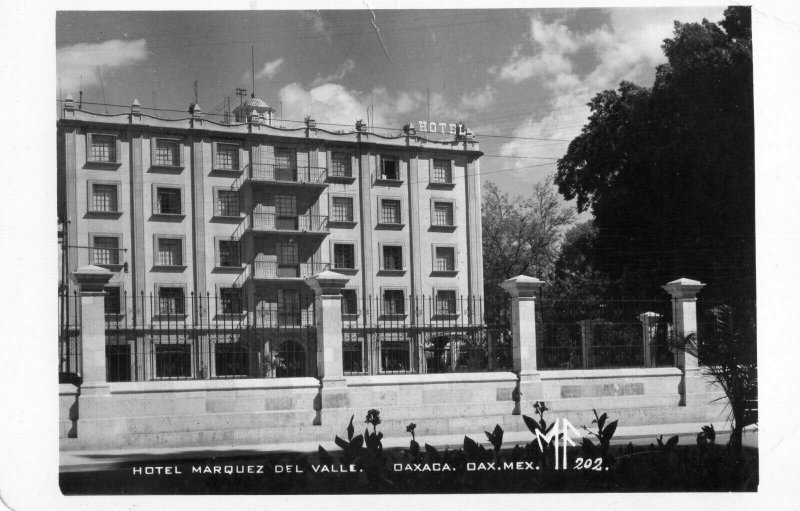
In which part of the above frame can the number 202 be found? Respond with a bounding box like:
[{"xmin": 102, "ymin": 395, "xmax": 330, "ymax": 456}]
[{"xmin": 574, "ymin": 457, "xmax": 603, "ymax": 470}]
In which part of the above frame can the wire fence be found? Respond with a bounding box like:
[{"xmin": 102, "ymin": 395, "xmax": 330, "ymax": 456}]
[
  {"xmin": 103, "ymin": 291, "xmax": 317, "ymax": 381},
  {"xmin": 535, "ymin": 296, "xmax": 674, "ymax": 370},
  {"xmin": 341, "ymin": 295, "xmax": 511, "ymax": 375}
]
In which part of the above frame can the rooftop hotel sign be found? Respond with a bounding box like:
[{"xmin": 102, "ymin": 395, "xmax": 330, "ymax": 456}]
[{"xmin": 416, "ymin": 121, "xmax": 474, "ymax": 137}]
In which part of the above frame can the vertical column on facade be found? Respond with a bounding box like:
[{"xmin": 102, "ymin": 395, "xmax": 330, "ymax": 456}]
[
  {"xmin": 73, "ymin": 266, "xmax": 114, "ymax": 395},
  {"xmin": 499, "ymin": 275, "xmax": 545, "ymax": 408},
  {"xmin": 662, "ymin": 278, "xmax": 705, "ymax": 405},
  {"xmin": 407, "ymin": 153, "xmax": 423, "ymax": 371},
  {"xmin": 306, "ymin": 271, "xmax": 350, "ymax": 422},
  {"xmin": 638, "ymin": 311, "xmax": 662, "ymax": 368},
  {"xmin": 463, "ymin": 156, "xmax": 484, "ymax": 323},
  {"xmin": 128, "ymin": 104, "xmax": 147, "ymax": 380},
  {"xmin": 63, "ymin": 98, "xmax": 79, "ymax": 279}
]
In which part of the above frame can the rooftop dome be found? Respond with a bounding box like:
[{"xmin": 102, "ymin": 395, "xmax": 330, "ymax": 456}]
[{"xmin": 232, "ymin": 95, "xmax": 275, "ymax": 124}]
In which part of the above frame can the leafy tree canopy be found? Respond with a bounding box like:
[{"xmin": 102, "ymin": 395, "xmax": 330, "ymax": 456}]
[{"xmin": 554, "ymin": 7, "xmax": 754, "ymax": 299}]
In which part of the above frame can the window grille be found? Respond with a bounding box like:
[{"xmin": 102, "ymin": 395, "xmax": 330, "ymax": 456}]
[
  {"xmin": 434, "ymin": 246, "xmax": 455, "ymax": 271},
  {"xmin": 331, "ymin": 152, "xmax": 351, "ymax": 177},
  {"xmin": 380, "ymin": 199, "xmax": 401, "ymax": 224},
  {"xmin": 382, "ymin": 289, "xmax": 405, "ymax": 315},
  {"xmin": 90, "ymin": 135, "xmax": 116, "ymax": 162},
  {"xmin": 436, "ymin": 290, "xmax": 457, "ymax": 315},
  {"xmin": 382, "ymin": 245, "xmax": 403, "ymax": 271},
  {"xmin": 334, "ymin": 244, "xmax": 355, "ymax": 269},
  {"xmin": 104, "ymin": 286, "xmax": 121, "ymax": 314},
  {"xmin": 156, "ymin": 188, "xmax": 181, "ymax": 214},
  {"xmin": 341, "ymin": 289, "xmax": 358, "ymax": 315},
  {"xmin": 92, "ymin": 184, "xmax": 117, "ymax": 212},
  {"xmin": 331, "ymin": 197, "xmax": 354, "ymax": 222},
  {"xmin": 157, "ymin": 238, "xmax": 182, "ymax": 266},
  {"xmin": 158, "ymin": 287, "xmax": 185, "ymax": 316},
  {"xmin": 216, "ymin": 143, "xmax": 239, "ymax": 170},
  {"xmin": 217, "ymin": 190, "xmax": 239, "ymax": 217},
  {"xmin": 92, "ymin": 236, "xmax": 119, "ymax": 265},
  {"xmin": 218, "ymin": 240, "xmax": 240, "ymax": 267},
  {"xmin": 220, "ymin": 288, "xmax": 243, "ymax": 314},
  {"xmin": 275, "ymin": 148, "xmax": 293, "ymax": 169},
  {"xmin": 155, "ymin": 139, "xmax": 180, "ymax": 166},
  {"xmin": 432, "ymin": 159, "xmax": 452, "ymax": 183},
  {"xmin": 433, "ymin": 202, "xmax": 454, "ymax": 226}
]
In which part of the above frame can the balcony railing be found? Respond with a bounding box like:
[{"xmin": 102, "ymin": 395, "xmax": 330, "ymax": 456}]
[
  {"xmin": 252, "ymin": 261, "xmax": 330, "ymax": 280},
  {"xmin": 250, "ymin": 163, "xmax": 328, "ymax": 185},
  {"xmin": 250, "ymin": 212, "xmax": 329, "ymax": 234}
]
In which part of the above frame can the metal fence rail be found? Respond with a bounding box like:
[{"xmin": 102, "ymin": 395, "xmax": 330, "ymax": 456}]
[
  {"xmin": 59, "ymin": 290, "xmax": 82, "ymax": 383},
  {"xmin": 341, "ymin": 295, "xmax": 512, "ymax": 375},
  {"xmin": 535, "ymin": 297, "xmax": 674, "ymax": 370},
  {"xmin": 104, "ymin": 292, "xmax": 317, "ymax": 381},
  {"xmin": 250, "ymin": 163, "xmax": 327, "ymax": 184}
]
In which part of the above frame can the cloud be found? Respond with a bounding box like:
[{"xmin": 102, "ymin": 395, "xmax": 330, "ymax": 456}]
[
  {"xmin": 278, "ymin": 82, "xmax": 423, "ymax": 128},
  {"xmin": 255, "ymin": 58, "xmax": 284, "ymax": 80},
  {"xmin": 459, "ymin": 85, "xmax": 496, "ymax": 112},
  {"xmin": 301, "ymin": 11, "xmax": 329, "ymax": 37},
  {"xmin": 486, "ymin": 8, "xmax": 724, "ymax": 194},
  {"xmin": 310, "ymin": 58, "xmax": 355, "ymax": 87},
  {"xmin": 57, "ymin": 39, "xmax": 147, "ymax": 94}
]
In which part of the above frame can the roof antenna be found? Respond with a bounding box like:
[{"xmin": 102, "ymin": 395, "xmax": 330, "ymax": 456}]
[
  {"xmin": 251, "ymin": 45, "xmax": 256, "ymax": 98},
  {"xmin": 96, "ymin": 66, "xmax": 108, "ymax": 113},
  {"xmin": 79, "ymin": 75, "xmax": 83, "ymax": 109},
  {"xmin": 194, "ymin": 80, "xmax": 198, "ymax": 105}
]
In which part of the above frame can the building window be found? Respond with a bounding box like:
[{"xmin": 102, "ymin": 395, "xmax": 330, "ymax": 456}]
[
  {"xmin": 331, "ymin": 196, "xmax": 354, "ymax": 222},
  {"xmin": 278, "ymin": 289, "xmax": 301, "ymax": 326},
  {"xmin": 433, "ymin": 201, "xmax": 454, "ymax": 226},
  {"xmin": 154, "ymin": 344, "xmax": 191, "ymax": 378},
  {"xmin": 91, "ymin": 184, "xmax": 118, "ymax": 212},
  {"xmin": 434, "ymin": 246, "xmax": 456, "ymax": 272},
  {"xmin": 104, "ymin": 287, "xmax": 121, "ymax": 315},
  {"xmin": 89, "ymin": 134, "xmax": 116, "ymax": 163},
  {"xmin": 157, "ymin": 287, "xmax": 185, "ymax": 316},
  {"xmin": 218, "ymin": 240, "xmax": 241, "ymax": 267},
  {"xmin": 380, "ymin": 199, "xmax": 402, "ymax": 224},
  {"xmin": 156, "ymin": 238, "xmax": 183, "ymax": 266},
  {"xmin": 330, "ymin": 152, "xmax": 352, "ymax": 177},
  {"xmin": 219, "ymin": 288, "xmax": 243, "ymax": 314},
  {"xmin": 382, "ymin": 289, "xmax": 405, "ymax": 315},
  {"xmin": 333, "ymin": 243, "xmax": 356, "ymax": 270},
  {"xmin": 155, "ymin": 187, "xmax": 182, "ymax": 215},
  {"xmin": 380, "ymin": 157, "xmax": 399, "ymax": 180},
  {"xmin": 154, "ymin": 139, "xmax": 180, "ymax": 166},
  {"xmin": 341, "ymin": 289, "xmax": 358, "ymax": 315},
  {"xmin": 215, "ymin": 342, "xmax": 249, "ymax": 377},
  {"xmin": 382, "ymin": 245, "xmax": 403, "ymax": 271},
  {"xmin": 275, "ymin": 148, "xmax": 293, "ymax": 169},
  {"xmin": 92, "ymin": 236, "xmax": 120, "ymax": 265},
  {"xmin": 432, "ymin": 159, "xmax": 452, "ymax": 183},
  {"xmin": 435, "ymin": 290, "xmax": 457, "ymax": 315},
  {"xmin": 216, "ymin": 143, "xmax": 239, "ymax": 170},
  {"xmin": 216, "ymin": 190, "xmax": 239, "ymax": 217}
]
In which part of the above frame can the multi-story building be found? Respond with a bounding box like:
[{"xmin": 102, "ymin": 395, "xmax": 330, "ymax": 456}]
[{"xmin": 57, "ymin": 95, "xmax": 484, "ymax": 381}]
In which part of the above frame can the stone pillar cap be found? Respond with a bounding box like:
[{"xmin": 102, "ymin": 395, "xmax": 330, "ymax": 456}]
[
  {"xmin": 662, "ymin": 278, "xmax": 705, "ymax": 299},
  {"xmin": 306, "ymin": 270, "xmax": 349, "ymax": 296},
  {"xmin": 638, "ymin": 311, "xmax": 663, "ymax": 320},
  {"xmin": 73, "ymin": 265, "xmax": 113, "ymax": 292},
  {"xmin": 499, "ymin": 275, "xmax": 545, "ymax": 298}
]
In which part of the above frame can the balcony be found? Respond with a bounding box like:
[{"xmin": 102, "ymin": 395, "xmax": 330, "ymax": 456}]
[
  {"xmin": 250, "ymin": 163, "xmax": 328, "ymax": 188},
  {"xmin": 251, "ymin": 261, "xmax": 330, "ymax": 281},
  {"xmin": 249, "ymin": 212, "xmax": 329, "ymax": 236}
]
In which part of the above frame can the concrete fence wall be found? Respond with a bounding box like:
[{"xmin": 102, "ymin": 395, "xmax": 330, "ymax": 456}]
[{"xmin": 61, "ymin": 267, "xmax": 727, "ymax": 450}]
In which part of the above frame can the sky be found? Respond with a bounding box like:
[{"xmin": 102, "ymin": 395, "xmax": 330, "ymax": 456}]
[{"xmin": 56, "ymin": 7, "xmax": 726, "ymax": 201}]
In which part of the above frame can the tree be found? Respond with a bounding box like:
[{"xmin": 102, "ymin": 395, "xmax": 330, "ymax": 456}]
[
  {"xmin": 482, "ymin": 179, "xmax": 574, "ymax": 325},
  {"xmin": 550, "ymin": 220, "xmax": 610, "ymax": 301},
  {"xmin": 554, "ymin": 7, "xmax": 754, "ymax": 300}
]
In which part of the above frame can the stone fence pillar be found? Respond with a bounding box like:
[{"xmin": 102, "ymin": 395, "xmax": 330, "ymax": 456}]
[
  {"xmin": 306, "ymin": 271, "xmax": 350, "ymax": 421},
  {"xmin": 73, "ymin": 265, "xmax": 113, "ymax": 395},
  {"xmin": 662, "ymin": 278, "xmax": 705, "ymax": 405},
  {"xmin": 500, "ymin": 275, "xmax": 545, "ymax": 408}
]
